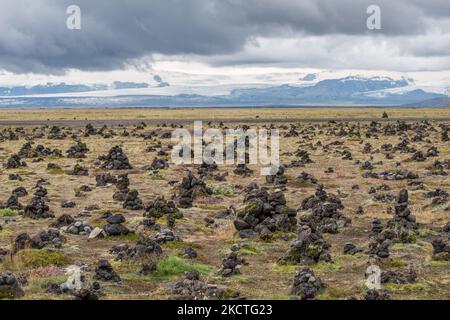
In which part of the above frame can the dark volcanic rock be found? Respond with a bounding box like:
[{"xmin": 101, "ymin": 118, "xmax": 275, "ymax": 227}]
[
  {"xmin": 234, "ymin": 187, "xmax": 297, "ymax": 239},
  {"xmin": 218, "ymin": 252, "xmax": 247, "ymax": 277},
  {"xmin": 98, "ymin": 146, "xmax": 132, "ymax": 170},
  {"xmin": 3, "ymin": 154, "xmax": 26, "ymax": 169},
  {"xmin": 298, "ymin": 184, "xmax": 350, "ymax": 234},
  {"xmin": 93, "ymin": 260, "xmax": 121, "ymax": 282},
  {"xmin": 177, "ymin": 172, "xmax": 212, "ymax": 208},
  {"xmin": 291, "ymin": 268, "xmax": 325, "ymax": 300},
  {"xmin": 122, "ymin": 189, "xmax": 144, "ymax": 210},
  {"xmin": 281, "ymin": 224, "xmax": 332, "ymax": 264},
  {"xmin": 0, "ymin": 272, "xmax": 25, "ymax": 299},
  {"xmin": 110, "ymin": 236, "xmax": 163, "ymax": 260}
]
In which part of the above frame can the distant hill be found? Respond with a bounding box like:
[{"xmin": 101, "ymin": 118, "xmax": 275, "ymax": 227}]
[{"xmin": 404, "ymin": 96, "xmax": 450, "ymax": 107}]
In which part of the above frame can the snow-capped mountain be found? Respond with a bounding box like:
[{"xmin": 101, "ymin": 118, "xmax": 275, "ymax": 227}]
[{"xmin": 0, "ymin": 76, "xmax": 447, "ymax": 108}]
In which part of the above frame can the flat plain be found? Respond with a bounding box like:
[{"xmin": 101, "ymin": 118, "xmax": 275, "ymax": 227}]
[{"xmin": 0, "ymin": 107, "xmax": 449, "ymax": 300}]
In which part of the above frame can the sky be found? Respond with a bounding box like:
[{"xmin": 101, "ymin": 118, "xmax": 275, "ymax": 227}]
[{"xmin": 0, "ymin": 0, "xmax": 449, "ymax": 89}]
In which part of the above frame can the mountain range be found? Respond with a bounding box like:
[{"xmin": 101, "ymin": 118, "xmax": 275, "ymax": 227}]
[{"xmin": 0, "ymin": 76, "xmax": 448, "ymax": 108}]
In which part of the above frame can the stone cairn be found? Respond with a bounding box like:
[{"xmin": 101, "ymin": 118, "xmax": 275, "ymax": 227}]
[
  {"xmin": 50, "ymin": 214, "xmax": 75, "ymax": 229},
  {"xmin": 103, "ymin": 214, "xmax": 130, "ymax": 236},
  {"xmin": 68, "ymin": 163, "xmax": 89, "ymax": 176},
  {"xmin": 233, "ymin": 188, "xmax": 297, "ymax": 240},
  {"xmin": 290, "ymin": 268, "xmax": 325, "ymax": 300},
  {"xmin": 177, "ymin": 172, "xmax": 212, "ymax": 209},
  {"xmin": 298, "ymin": 184, "xmax": 351, "ymax": 234},
  {"xmin": 112, "ymin": 174, "xmax": 130, "ymax": 201},
  {"xmin": 66, "ymin": 141, "xmax": 89, "ymax": 158},
  {"xmin": 0, "ymin": 272, "xmax": 25, "ymax": 299},
  {"xmin": 110, "ymin": 236, "xmax": 163, "ymax": 261},
  {"xmin": 3, "ymin": 154, "xmax": 26, "ymax": 169},
  {"xmin": 431, "ymin": 238, "xmax": 450, "ymax": 261},
  {"xmin": 64, "ymin": 220, "xmax": 93, "ymax": 236},
  {"xmin": 280, "ymin": 224, "xmax": 332, "ymax": 264},
  {"xmin": 96, "ymin": 173, "xmax": 117, "ymax": 187},
  {"xmin": 93, "ymin": 260, "xmax": 121, "ymax": 282},
  {"xmin": 23, "ymin": 187, "xmax": 54, "ymax": 219},
  {"xmin": 98, "ymin": 146, "xmax": 132, "ymax": 170},
  {"xmin": 144, "ymin": 196, "xmax": 182, "ymax": 228},
  {"xmin": 170, "ymin": 270, "xmax": 226, "ymax": 300},
  {"xmin": 387, "ymin": 189, "xmax": 418, "ymax": 241},
  {"xmin": 265, "ymin": 165, "xmax": 288, "ymax": 186},
  {"xmin": 367, "ymin": 217, "xmax": 392, "ymax": 260},
  {"xmin": 218, "ymin": 251, "xmax": 247, "ymax": 277},
  {"xmin": 123, "ymin": 190, "xmax": 144, "ymax": 210},
  {"xmin": 14, "ymin": 229, "xmax": 65, "ymax": 251}
]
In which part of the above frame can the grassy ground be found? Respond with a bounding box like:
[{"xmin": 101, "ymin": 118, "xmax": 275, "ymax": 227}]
[{"xmin": 0, "ymin": 107, "xmax": 449, "ymax": 122}]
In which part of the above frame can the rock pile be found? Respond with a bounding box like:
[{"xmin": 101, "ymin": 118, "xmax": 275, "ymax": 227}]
[
  {"xmin": 110, "ymin": 236, "xmax": 163, "ymax": 260},
  {"xmin": 50, "ymin": 214, "xmax": 75, "ymax": 228},
  {"xmin": 98, "ymin": 146, "xmax": 132, "ymax": 170},
  {"xmin": 122, "ymin": 189, "xmax": 144, "ymax": 210},
  {"xmin": 290, "ymin": 268, "xmax": 325, "ymax": 300},
  {"xmin": 294, "ymin": 172, "xmax": 318, "ymax": 185},
  {"xmin": 3, "ymin": 154, "xmax": 26, "ymax": 169},
  {"xmin": 112, "ymin": 174, "xmax": 130, "ymax": 201},
  {"xmin": 367, "ymin": 218, "xmax": 392, "ymax": 259},
  {"xmin": 66, "ymin": 141, "xmax": 89, "ymax": 158},
  {"xmin": 265, "ymin": 165, "xmax": 287, "ymax": 186},
  {"xmin": 170, "ymin": 270, "xmax": 226, "ymax": 300},
  {"xmin": 23, "ymin": 193, "xmax": 54, "ymax": 219},
  {"xmin": 218, "ymin": 252, "xmax": 247, "ymax": 277},
  {"xmin": 96, "ymin": 173, "xmax": 117, "ymax": 186},
  {"xmin": 93, "ymin": 260, "xmax": 121, "ymax": 282},
  {"xmin": 144, "ymin": 196, "xmax": 182, "ymax": 219},
  {"xmin": 178, "ymin": 172, "xmax": 212, "ymax": 208},
  {"xmin": 18, "ymin": 142, "xmax": 62, "ymax": 158},
  {"xmin": 0, "ymin": 272, "xmax": 25, "ymax": 299},
  {"xmin": 233, "ymin": 164, "xmax": 253, "ymax": 176},
  {"xmin": 68, "ymin": 164, "xmax": 89, "ymax": 176},
  {"xmin": 363, "ymin": 169, "xmax": 418, "ymax": 180},
  {"xmin": 150, "ymin": 157, "xmax": 169, "ymax": 170},
  {"xmin": 15, "ymin": 229, "xmax": 65, "ymax": 251},
  {"xmin": 64, "ymin": 220, "xmax": 93, "ymax": 236},
  {"xmin": 381, "ymin": 266, "xmax": 417, "ymax": 284},
  {"xmin": 280, "ymin": 224, "xmax": 332, "ymax": 264},
  {"xmin": 0, "ymin": 194, "xmax": 23, "ymax": 211},
  {"xmin": 431, "ymin": 238, "xmax": 450, "ymax": 260},
  {"xmin": 387, "ymin": 189, "xmax": 417, "ymax": 240},
  {"xmin": 233, "ymin": 188, "xmax": 297, "ymax": 239},
  {"xmin": 103, "ymin": 214, "xmax": 130, "ymax": 236},
  {"xmin": 47, "ymin": 126, "xmax": 66, "ymax": 139},
  {"xmin": 298, "ymin": 184, "xmax": 350, "ymax": 234}
]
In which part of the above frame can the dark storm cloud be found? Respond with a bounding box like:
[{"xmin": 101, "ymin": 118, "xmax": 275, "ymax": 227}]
[{"xmin": 0, "ymin": 0, "xmax": 449, "ymax": 73}]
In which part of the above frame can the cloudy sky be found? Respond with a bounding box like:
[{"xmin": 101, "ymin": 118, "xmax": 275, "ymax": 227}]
[{"xmin": 0, "ymin": 0, "xmax": 449, "ymax": 89}]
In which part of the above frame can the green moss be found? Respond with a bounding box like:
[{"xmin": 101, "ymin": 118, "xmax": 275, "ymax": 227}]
[
  {"xmin": 0, "ymin": 208, "xmax": 20, "ymax": 217},
  {"xmin": 418, "ymin": 228, "xmax": 439, "ymax": 237},
  {"xmin": 312, "ymin": 261, "xmax": 343, "ymax": 273},
  {"xmin": 151, "ymin": 256, "xmax": 211, "ymax": 280},
  {"xmin": 384, "ymin": 279, "xmax": 439, "ymax": 295},
  {"xmin": 16, "ymin": 250, "xmax": 70, "ymax": 268},
  {"xmin": 239, "ymin": 244, "xmax": 262, "ymax": 255},
  {"xmin": 47, "ymin": 168, "xmax": 67, "ymax": 175},
  {"xmin": 196, "ymin": 204, "xmax": 227, "ymax": 210},
  {"xmin": 382, "ymin": 259, "xmax": 406, "ymax": 268},
  {"xmin": 208, "ymin": 184, "xmax": 236, "ymax": 197}
]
